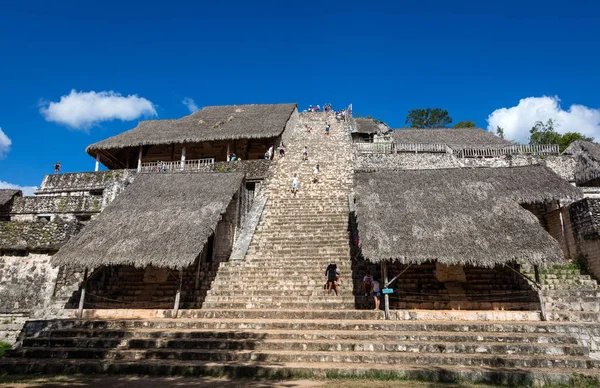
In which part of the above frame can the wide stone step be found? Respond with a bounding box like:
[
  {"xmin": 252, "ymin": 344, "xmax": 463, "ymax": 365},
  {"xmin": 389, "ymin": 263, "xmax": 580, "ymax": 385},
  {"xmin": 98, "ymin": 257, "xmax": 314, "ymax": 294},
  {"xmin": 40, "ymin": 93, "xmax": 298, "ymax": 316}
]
[
  {"xmin": 7, "ymin": 347, "xmax": 597, "ymax": 369},
  {"xmin": 2, "ymin": 358, "xmax": 598, "ymax": 385},
  {"xmin": 24, "ymin": 317, "xmax": 595, "ymax": 333},
  {"xmin": 202, "ymin": 295, "xmax": 359, "ymax": 303},
  {"xmin": 31, "ymin": 327, "xmax": 581, "ymax": 345},
  {"xmin": 547, "ymin": 311, "xmax": 600, "ymax": 322},
  {"xmin": 200, "ymin": 301, "xmax": 359, "ymax": 309},
  {"xmin": 20, "ymin": 337, "xmax": 586, "ymax": 356}
]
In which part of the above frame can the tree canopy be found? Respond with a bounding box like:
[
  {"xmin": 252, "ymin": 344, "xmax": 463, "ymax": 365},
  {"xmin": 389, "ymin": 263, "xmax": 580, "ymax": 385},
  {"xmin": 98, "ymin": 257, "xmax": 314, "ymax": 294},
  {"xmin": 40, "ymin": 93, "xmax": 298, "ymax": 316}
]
[
  {"xmin": 405, "ymin": 108, "xmax": 452, "ymax": 128},
  {"xmin": 496, "ymin": 126, "xmax": 505, "ymax": 139},
  {"xmin": 453, "ymin": 120, "xmax": 476, "ymax": 128},
  {"xmin": 529, "ymin": 119, "xmax": 593, "ymax": 152}
]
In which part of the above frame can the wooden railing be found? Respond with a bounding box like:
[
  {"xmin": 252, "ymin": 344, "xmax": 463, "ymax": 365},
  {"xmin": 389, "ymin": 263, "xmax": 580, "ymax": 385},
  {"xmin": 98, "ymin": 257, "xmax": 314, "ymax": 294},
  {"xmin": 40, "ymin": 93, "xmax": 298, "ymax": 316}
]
[
  {"xmin": 355, "ymin": 142, "xmax": 394, "ymax": 154},
  {"xmin": 140, "ymin": 158, "xmax": 215, "ymax": 173},
  {"xmin": 395, "ymin": 143, "xmax": 452, "ymax": 154},
  {"xmin": 455, "ymin": 144, "xmax": 560, "ymax": 158},
  {"xmin": 355, "ymin": 142, "xmax": 559, "ymax": 157}
]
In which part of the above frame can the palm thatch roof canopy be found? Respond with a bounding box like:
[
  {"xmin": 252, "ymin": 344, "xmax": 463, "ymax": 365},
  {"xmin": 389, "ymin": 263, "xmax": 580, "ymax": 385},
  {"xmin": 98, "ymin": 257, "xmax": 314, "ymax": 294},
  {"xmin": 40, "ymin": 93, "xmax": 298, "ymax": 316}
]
[
  {"xmin": 391, "ymin": 128, "xmax": 512, "ymax": 148},
  {"xmin": 52, "ymin": 172, "xmax": 244, "ymax": 269},
  {"xmin": 355, "ymin": 166, "xmax": 581, "ymax": 267},
  {"xmin": 354, "ymin": 118, "xmax": 382, "ymax": 134},
  {"xmin": 0, "ymin": 189, "xmax": 21, "ymax": 207},
  {"xmin": 563, "ymin": 140, "xmax": 600, "ymax": 186},
  {"xmin": 86, "ymin": 103, "xmax": 297, "ymax": 155}
]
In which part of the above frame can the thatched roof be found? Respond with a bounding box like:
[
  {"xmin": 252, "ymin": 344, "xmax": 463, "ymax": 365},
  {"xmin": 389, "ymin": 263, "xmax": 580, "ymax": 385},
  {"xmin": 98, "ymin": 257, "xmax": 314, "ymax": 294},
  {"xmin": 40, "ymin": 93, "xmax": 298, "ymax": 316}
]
[
  {"xmin": 391, "ymin": 128, "xmax": 512, "ymax": 148},
  {"xmin": 52, "ymin": 172, "xmax": 244, "ymax": 269},
  {"xmin": 86, "ymin": 103, "xmax": 297, "ymax": 154},
  {"xmin": 354, "ymin": 118, "xmax": 382, "ymax": 134},
  {"xmin": 563, "ymin": 140, "xmax": 600, "ymax": 186},
  {"xmin": 0, "ymin": 189, "xmax": 21, "ymax": 207},
  {"xmin": 355, "ymin": 166, "xmax": 581, "ymax": 267}
]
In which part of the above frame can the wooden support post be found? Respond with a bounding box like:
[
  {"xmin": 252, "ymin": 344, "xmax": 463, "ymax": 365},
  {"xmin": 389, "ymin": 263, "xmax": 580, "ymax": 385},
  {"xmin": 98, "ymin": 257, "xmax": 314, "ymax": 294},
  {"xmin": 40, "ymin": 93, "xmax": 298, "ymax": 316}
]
[
  {"xmin": 95, "ymin": 154, "xmax": 100, "ymax": 172},
  {"xmin": 77, "ymin": 268, "xmax": 88, "ymax": 320},
  {"xmin": 383, "ymin": 262, "xmax": 390, "ymax": 320},
  {"xmin": 558, "ymin": 201, "xmax": 572, "ymax": 258},
  {"xmin": 173, "ymin": 269, "xmax": 183, "ymax": 318},
  {"xmin": 137, "ymin": 146, "xmax": 143, "ymax": 173},
  {"xmin": 181, "ymin": 145, "xmax": 186, "ymax": 170}
]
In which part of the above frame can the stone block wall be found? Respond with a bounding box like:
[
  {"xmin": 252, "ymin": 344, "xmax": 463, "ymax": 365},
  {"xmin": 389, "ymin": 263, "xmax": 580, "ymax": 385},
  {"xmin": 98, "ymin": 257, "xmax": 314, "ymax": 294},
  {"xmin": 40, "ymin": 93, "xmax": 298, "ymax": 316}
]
[
  {"xmin": 0, "ymin": 253, "xmax": 59, "ymax": 312},
  {"xmin": 0, "ymin": 221, "xmax": 82, "ymax": 251},
  {"xmin": 10, "ymin": 196, "xmax": 102, "ymax": 221},
  {"xmin": 568, "ymin": 198, "xmax": 600, "ymax": 280},
  {"xmin": 36, "ymin": 170, "xmax": 136, "ymax": 196},
  {"xmin": 355, "ymin": 152, "xmax": 576, "ymax": 182}
]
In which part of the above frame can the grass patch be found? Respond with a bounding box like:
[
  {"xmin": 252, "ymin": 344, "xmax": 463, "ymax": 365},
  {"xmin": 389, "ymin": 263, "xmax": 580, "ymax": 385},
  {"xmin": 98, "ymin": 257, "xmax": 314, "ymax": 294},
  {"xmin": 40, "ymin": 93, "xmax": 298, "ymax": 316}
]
[{"xmin": 0, "ymin": 342, "xmax": 11, "ymax": 358}]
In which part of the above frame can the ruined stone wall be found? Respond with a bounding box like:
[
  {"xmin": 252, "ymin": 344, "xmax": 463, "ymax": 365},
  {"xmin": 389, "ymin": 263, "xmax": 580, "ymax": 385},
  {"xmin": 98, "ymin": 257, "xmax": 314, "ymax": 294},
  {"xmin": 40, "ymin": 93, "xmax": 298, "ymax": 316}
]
[
  {"xmin": 568, "ymin": 198, "xmax": 600, "ymax": 280},
  {"xmin": 355, "ymin": 152, "xmax": 576, "ymax": 181},
  {"xmin": 10, "ymin": 196, "xmax": 102, "ymax": 221},
  {"xmin": 0, "ymin": 221, "xmax": 82, "ymax": 251},
  {"xmin": 36, "ymin": 170, "xmax": 136, "ymax": 196},
  {"xmin": 0, "ymin": 253, "xmax": 59, "ymax": 313},
  {"xmin": 0, "ymin": 253, "xmax": 61, "ymax": 344}
]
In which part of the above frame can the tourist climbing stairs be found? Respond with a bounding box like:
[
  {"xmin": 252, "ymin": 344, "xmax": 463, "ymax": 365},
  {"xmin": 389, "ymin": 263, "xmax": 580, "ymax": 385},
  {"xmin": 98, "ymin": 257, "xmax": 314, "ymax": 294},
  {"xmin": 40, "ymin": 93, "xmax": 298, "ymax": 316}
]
[{"xmin": 200, "ymin": 111, "xmax": 363, "ymax": 311}]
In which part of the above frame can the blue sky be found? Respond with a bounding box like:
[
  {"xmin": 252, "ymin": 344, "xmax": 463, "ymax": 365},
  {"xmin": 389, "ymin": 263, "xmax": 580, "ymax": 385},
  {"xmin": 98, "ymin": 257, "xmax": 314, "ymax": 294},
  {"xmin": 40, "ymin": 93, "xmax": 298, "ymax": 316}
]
[{"xmin": 1, "ymin": 0, "xmax": 599, "ymax": 193}]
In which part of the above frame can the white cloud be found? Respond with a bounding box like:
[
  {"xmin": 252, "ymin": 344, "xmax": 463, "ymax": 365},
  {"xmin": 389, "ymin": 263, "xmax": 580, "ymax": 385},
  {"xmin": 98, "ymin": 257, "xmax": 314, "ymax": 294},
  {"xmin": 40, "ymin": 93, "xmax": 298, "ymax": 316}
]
[
  {"xmin": 40, "ymin": 89, "xmax": 157, "ymax": 130},
  {"xmin": 0, "ymin": 181, "xmax": 37, "ymax": 196},
  {"xmin": 0, "ymin": 127, "xmax": 11, "ymax": 158},
  {"xmin": 182, "ymin": 97, "xmax": 199, "ymax": 113},
  {"xmin": 487, "ymin": 96, "xmax": 600, "ymax": 143}
]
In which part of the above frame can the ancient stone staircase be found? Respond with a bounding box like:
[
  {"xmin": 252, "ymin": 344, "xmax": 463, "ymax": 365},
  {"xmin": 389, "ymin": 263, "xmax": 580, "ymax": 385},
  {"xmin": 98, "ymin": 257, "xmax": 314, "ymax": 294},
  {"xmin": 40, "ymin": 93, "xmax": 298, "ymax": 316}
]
[
  {"xmin": 3, "ymin": 317, "xmax": 600, "ymax": 385},
  {"xmin": 536, "ymin": 265, "xmax": 600, "ymax": 323},
  {"xmin": 3, "ymin": 113, "xmax": 600, "ymax": 384},
  {"xmin": 201, "ymin": 112, "xmax": 362, "ymax": 311}
]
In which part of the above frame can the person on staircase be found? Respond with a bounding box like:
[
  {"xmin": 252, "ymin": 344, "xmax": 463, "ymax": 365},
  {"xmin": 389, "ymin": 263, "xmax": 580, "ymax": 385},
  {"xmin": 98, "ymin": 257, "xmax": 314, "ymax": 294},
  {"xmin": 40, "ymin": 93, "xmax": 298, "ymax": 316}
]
[
  {"xmin": 325, "ymin": 123, "xmax": 330, "ymax": 136},
  {"xmin": 278, "ymin": 143, "xmax": 285, "ymax": 157},
  {"xmin": 312, "ymin": 164, "xmax": 320, "ymax": 183},
  {"xmin": 325, "ymin": 263, "xmax": 338, "ymax": 295},
  {"xmin": 372, "ymin": 278, "xmax": 381, "ymax": 310},
  {"xmin": 363, "ymin": 272, "xmax": 373, "ymax": 297},
  {"xmin": 267, "ymin": 145, "xmax": 274, "ymax": 160},
  {"xmin": 291, "ymin": 173, "xmax": 298, "ymax": 197},
  {"xmin": 303, "ymin": 146, "xmax": 309, "ymax": 161}
]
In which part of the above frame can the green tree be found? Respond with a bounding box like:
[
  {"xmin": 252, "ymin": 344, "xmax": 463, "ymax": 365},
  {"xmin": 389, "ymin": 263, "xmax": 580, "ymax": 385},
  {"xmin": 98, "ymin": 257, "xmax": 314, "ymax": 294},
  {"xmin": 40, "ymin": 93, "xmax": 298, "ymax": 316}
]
[
  {"xmin": 453, "ymin": 120, "xmax": 476, "ymax": 128},
  {"xmin": 529, "ymin": 119, "xmax": 562, "ymax": 146},
  {"xmin": 559, "ymin": 132, "xmax": 593, "ymax": 151},
  {"xmin": 529, "ymin": 119, "xmax": 593, "ymax": 152},
  {"xmin": 496, "ymin": 126, "xmax": 505, "ymax": 139},
  {"xmin": 405, "ymin": 108, "xmax": 452, "ymax": 128}
]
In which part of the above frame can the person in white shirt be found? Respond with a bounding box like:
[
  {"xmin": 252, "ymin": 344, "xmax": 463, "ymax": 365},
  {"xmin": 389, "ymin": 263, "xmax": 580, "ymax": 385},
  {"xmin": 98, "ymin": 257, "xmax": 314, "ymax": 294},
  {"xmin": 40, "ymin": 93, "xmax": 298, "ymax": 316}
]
[
  {"xmin": 291, "ymin": 173, "xmax": 298, "ymax": 196},
  {"xmin": 312, "ymin": 164, "xmax": 319, "ymax": 183},
  {"xmin": 371, "ymin": 278, "xmax": 381, "ymax": 311}
]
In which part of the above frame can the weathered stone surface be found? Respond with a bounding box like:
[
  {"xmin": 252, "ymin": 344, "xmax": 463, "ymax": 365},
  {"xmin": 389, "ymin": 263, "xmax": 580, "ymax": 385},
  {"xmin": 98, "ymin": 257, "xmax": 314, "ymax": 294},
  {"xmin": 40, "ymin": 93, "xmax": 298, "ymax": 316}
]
[
  {"xmin": 11, "ymin": 195, "xmax": 102, "ymax": 219},
  {"xmin": 0, "ymin": 221, "xmax": 81, "ymax": 250},
  {"xmin": 0, "ymin": 253, "xmax": 59, "ymax": 313},
  {"xmin": 355, "ymin": 153, "xmax": 576, "ymax": 181},
  {"xmin": 36, "ymin": 170, "xmax": 136, "ymax": 195}
]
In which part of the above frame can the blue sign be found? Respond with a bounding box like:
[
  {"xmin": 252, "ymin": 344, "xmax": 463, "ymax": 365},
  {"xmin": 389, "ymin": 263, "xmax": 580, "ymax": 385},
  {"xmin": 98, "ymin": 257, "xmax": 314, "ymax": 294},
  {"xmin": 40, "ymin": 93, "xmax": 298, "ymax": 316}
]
[{"xmin": 382, "ymin": 288, "xmax": 393, "ymax": 294}]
